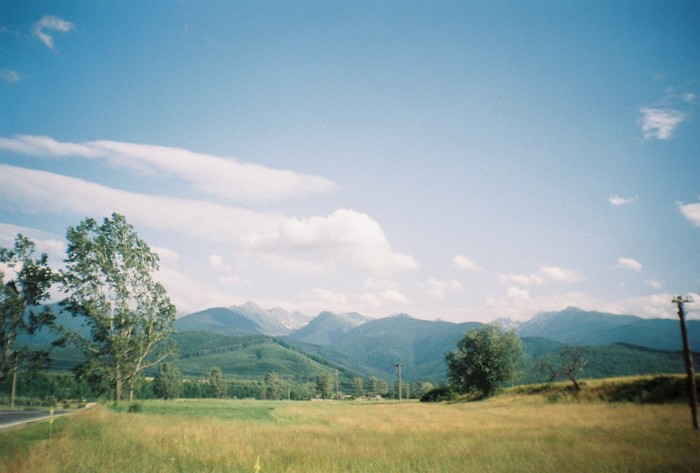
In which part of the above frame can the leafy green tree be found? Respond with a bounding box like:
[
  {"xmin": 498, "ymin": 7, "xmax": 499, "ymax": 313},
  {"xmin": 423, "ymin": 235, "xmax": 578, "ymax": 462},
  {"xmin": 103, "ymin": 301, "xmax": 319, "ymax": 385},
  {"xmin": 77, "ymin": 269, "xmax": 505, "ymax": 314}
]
[
  {"xmin": 316, "ymin": 373, "xmax": 334, "ymax": 399},
  {"xmin": 153, "ymin": 363, "xmax": 183, "ymax": 399},
  {"xmin": 352, "ymin": 376, "xmax": 364, "ymax": 397},
  {"xmin": 446, "ymin": 324, "xmax": 523, "ymax": 397},
  {"xmin": 206, "ymin": 367, "xmax": 227, "ymax": 398},
  {"xmin": 59, "ymin": 214, "xmax": 176, "ymax": 401},
  {"xmin": 368, "ymin": 376, "xmax": 388, "ymax": 397},
  {"xmin": 0, "ymin": 235, "xmax": 55, "ymax": 401},
  {"xmin": 264, "ymin": 371, "xmax": 283, "ymax": 400}
]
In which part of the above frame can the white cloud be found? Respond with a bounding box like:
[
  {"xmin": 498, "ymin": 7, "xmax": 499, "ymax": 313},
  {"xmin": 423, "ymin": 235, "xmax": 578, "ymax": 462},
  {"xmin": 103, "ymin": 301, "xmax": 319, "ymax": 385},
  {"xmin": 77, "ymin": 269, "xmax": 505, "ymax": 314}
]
[
  {"xmin": 539, "ymin": 266, "xmax": 582, "ymax": 283},
  {"xmin": 499, "ymin": 273, "xmax": 544, "ymax": 286},
  {"xmin": 0, "ymin": 223, "xmax": 65, "ymax": 262},
  {"xmin": 155, "ymin": 264, "xmax": 243, "ymax": 315},
  {"xmin": 0, "ymin": 69, "xmax": 20, "ymax": 84},
  {"xmin": 32, "ymin": 15, "xmax": 73, "ymax": 50},
  {"xmin": 425, "ymin": 276, "xmax": 463, "ymax": 298},
  {"xmin": 242, "ymin": 209, "xmax": 418, "ymax": 274},
  {"xmin": 639, "ymin": 107, "xmax": 686, "ymax": 140},
  {"xmin": 678, "ymin": 202, "xmax": 700, "ymax": 227},
  {"xmin": 312, "ymin": 288, "xmax": 349, "ymax": 307},
  {"xmin": 0, "ymin": 135, "xmax": 338, "ymax": 203},
  {"xmin": 0, "ymin": 165, "xmax": 415, "ymax": 276},
  {"xmin": 499, "ymin": 265, "xmax": 580, "ymax": 287},
  {"xmin": 645, "ymin": 279, "xmax": 662, "ymax": 290},
  {"xmin": 364, "ymin": 277, "xmax": 401, "ymax": 291},
  {"xmin": 506, "ymin": 286, "xmax": 530, "ymax": 301},
  {"xmin": 208, "ymin": 254, "xmax": 229, "ymax": 271},
  {"xmin": 0, "ymin": 164, "xmax": 284, "ymax": 243},
  {"xmin": 452, "ymin": 255, "xmax": 483, "ymax": 272},
  {"xmin": 152, "ymin": 246, "xmax": 180, "ymax": 265},
  {"xmin": 681, "ymin": 92, "xmax": 696, "ymax": 102},
  {"xmin": 609, "ymin": 195, "xmax": 639, "ymax": 206},
  {"xmin": 615, "ymin": 257, "xmax": 642, "ymax": 272}
]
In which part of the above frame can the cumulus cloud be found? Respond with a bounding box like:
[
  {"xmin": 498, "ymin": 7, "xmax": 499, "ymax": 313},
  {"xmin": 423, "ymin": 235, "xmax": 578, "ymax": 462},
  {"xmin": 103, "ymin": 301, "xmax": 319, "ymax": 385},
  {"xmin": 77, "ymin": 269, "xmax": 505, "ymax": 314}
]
[
  {"xmin": 539, "ymin": 266, "xmax": 582, "ymax": 283},
  {"xmin": 0, "ymin": 135, "xmax": 338, "ymax": 203},
  {"xmin": 499, "ymin": 265, "xmax": 581, "ymax": 287},
  {"xmin": 0, "ymin": 69, "xmax": 20, "ymax": 84},
  {"xmin": 452, "ymin": 255, "xmax": 483, "ymax": 272},
  {"xmin": 425, "ymin": 277, "xmax": 463, "ymax": 298},
  {"xmin": 242, "ymin": 209, "xmax": 418, "ymax": 274},
  {"xmin": 615, "ymin": 257, "xmax": 642, "ymax": 272},
  {"xmin": 609, "ymin": 195, "xmax": 639, "ymax": 206},
  {"xmin": 678, "ymin": 201, "xmax": 700, "ymax": 227},
  {"xmin": 639, "ymin": 107, "xmax": 686, "ymax": 140},
  {"xmin": 32, "ymin": 15, "xmax": 73, "ymax": 50}
]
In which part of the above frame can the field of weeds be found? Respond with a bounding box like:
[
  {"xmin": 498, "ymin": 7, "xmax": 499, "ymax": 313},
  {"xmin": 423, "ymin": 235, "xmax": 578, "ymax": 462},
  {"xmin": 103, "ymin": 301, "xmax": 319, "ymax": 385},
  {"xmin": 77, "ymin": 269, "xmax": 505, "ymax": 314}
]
[{"xmin": 1, "ymin": 387, "xmax": 699, "ymax": 472}]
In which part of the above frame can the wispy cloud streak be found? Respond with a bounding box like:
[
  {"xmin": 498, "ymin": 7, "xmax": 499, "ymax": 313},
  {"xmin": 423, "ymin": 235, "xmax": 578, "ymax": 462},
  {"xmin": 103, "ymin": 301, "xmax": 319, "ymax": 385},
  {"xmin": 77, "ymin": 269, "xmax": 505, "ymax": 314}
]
[{"xmin": 0, "ymin": 135, "xmax": 338, "ymax": 203}]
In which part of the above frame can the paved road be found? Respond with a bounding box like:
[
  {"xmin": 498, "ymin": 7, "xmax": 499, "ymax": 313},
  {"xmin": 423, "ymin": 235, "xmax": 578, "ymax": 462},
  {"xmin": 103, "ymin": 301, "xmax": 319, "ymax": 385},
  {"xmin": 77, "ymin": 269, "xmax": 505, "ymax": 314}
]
[{"xmin": 0, "ymin": 409, "xmax": 70, "ymax": 430}]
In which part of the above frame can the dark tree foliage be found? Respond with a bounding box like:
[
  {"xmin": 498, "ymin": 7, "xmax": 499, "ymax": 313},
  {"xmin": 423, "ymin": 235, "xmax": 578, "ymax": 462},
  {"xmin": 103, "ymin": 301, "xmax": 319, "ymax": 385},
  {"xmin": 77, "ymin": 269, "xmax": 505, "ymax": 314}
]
[
  {"xmin": 446, "ymin": 324, "xmax": 523, "ymax": 397},
  {"xmin": 0, "ymin": 235, "xmax": 55, "ymax": 386}
]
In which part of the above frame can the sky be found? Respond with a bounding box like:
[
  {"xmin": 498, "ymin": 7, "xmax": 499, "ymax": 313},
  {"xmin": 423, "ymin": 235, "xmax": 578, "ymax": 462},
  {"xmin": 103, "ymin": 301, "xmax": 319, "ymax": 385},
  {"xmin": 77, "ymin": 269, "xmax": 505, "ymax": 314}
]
[{"xmin": 1, "ymin": 1, "xmax": 699, "ymax": 322}]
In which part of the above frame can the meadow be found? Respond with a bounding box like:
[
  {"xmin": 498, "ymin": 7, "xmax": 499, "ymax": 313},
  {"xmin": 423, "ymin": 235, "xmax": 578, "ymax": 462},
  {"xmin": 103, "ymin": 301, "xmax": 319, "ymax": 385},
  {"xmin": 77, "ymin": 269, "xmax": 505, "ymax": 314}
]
[{"xmin": 1, "ymin": 386, "xmax": 699, "ymax": 473}]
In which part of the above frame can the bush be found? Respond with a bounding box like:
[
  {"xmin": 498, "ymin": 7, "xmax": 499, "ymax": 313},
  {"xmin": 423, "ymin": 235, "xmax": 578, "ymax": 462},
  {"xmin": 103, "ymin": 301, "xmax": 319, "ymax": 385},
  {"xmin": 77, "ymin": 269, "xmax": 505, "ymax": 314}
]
[
  {"xmin": 606, "ymin": 376, "xmax": 692, "ymax": 404},
  {"xmin": 420, "ymin": 386, "xmax": 456, "ymax": 402},
  {"xmin": 127, "ymin": 402, "xmax": 143, "ymax": 413}
]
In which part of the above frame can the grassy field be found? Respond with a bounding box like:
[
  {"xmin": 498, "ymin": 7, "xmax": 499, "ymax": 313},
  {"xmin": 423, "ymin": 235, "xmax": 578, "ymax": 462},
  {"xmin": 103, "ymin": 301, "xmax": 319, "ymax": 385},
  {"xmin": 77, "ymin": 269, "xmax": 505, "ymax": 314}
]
[{"xmin": 1, "ymin": 386, "xmax": 699, "ymax": 472}]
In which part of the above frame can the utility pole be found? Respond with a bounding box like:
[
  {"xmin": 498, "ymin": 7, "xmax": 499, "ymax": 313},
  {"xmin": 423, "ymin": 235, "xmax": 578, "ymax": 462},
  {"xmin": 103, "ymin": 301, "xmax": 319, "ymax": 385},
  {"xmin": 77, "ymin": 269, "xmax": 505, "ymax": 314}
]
[
  {"xmin": 335, "ymin": 369, "xmax": 340, "ymax": 400},
  {"xmin": 288, "ymin": 375, "xmax": 292, "ymax": 401},
  {"xmin": 672, "ymin": 296, "xmax": 698, "ymax": 430},
  {"xmin": 395, "ymin": 363, "xmax": 402, "ymax": 403}
]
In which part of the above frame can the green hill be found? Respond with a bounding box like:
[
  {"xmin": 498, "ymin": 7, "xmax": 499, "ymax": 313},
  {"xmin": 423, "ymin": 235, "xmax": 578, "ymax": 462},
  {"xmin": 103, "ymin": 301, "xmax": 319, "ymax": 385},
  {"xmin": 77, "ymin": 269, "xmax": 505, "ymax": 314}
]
[{"xmin": 173, "ymin": 332, "xmax": 355, "ymax": 382}]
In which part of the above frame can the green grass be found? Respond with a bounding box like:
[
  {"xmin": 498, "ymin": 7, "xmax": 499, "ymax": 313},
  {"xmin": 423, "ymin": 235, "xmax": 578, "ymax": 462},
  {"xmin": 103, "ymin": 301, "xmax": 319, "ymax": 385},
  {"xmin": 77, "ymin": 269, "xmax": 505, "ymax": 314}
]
[
  {"xmin": 109, "ymin": 399, "xmax": 276, "ymax": 422},
  {"xmin": 2, "ymin": 377, "xmax": 700, "ymax": 473}
]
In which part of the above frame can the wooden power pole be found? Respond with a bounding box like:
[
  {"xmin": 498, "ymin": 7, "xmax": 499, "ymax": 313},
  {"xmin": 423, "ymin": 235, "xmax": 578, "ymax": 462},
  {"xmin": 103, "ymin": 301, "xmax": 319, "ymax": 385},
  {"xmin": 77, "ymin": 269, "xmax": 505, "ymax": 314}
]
[
  {"xmin": 395, "ymin": 363, "xmax": 402, "ymax": 403},
  {"xmin": 672, "ymin": 296, "xmax": 698, "ymax": 430}
]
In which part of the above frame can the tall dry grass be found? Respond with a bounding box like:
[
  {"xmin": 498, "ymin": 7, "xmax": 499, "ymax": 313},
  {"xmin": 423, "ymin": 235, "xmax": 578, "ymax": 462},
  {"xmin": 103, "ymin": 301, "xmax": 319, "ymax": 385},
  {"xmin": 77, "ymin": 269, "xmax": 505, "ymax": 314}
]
[{"xmin": 2, "ymin": 397, "xmax": 699, "ymax": 472}]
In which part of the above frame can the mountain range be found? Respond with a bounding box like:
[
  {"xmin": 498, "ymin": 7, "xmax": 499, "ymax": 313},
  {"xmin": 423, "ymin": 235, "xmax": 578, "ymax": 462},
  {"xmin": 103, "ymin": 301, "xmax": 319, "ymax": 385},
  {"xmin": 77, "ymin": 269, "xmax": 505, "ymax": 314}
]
[
  {"xmin": 171, "ymin": 304, "xmax": 700, "ymax": 382},
  {"xmin": 23, "ymin": 303, "xmax": 700, "ymax": 385}
]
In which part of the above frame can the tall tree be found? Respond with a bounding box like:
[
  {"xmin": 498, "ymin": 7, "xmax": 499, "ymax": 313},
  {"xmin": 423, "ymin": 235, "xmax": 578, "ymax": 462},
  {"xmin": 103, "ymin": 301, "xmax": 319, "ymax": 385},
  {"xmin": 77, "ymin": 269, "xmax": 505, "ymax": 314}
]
[
  {"xmin": 152, "ymin": 363, "xmax": 183, "ymax": 400},
  {"xmin": 206, "ymin": 367, "xmax": 227, "ymax": 398},
  {"xmin": 446, "ymin": 324, "xmax": 523, "ymax": 398},
  {"xmin": 264, "ymin": 371, "xmax": 283, "ymax": 400},
  {"xmin": 59, "ymin": 213, "xmax": 176, "ymax": 401},
  {"xmin": 0, "ymin": 235, "xmax": 54, "ymax": 393},
  {"xmin": 316, "ymin": 373, "xmax": 334, "ymax": 399}
]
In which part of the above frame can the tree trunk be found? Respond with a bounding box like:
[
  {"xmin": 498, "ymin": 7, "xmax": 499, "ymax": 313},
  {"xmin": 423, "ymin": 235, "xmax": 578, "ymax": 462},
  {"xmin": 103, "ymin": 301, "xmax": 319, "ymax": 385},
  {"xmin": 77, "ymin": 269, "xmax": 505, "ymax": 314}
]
[
  {"xmin": 10, "ymin": 369, "xmax": 17, "ymax": 408},
  {"xmin": 569, "ymin": 375, "xmax": 580, "ymax": 391},
  {"xmin": 115, "ymin": 365, "xmax": 122, "ymax": 401}
]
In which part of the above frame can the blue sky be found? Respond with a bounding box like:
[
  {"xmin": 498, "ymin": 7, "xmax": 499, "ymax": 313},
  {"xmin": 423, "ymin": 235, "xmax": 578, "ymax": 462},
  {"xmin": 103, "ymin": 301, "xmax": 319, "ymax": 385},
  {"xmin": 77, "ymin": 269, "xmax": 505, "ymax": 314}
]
[{"xmin": 1, "ymin": 1, "xmax": 699, "ymax": 321}]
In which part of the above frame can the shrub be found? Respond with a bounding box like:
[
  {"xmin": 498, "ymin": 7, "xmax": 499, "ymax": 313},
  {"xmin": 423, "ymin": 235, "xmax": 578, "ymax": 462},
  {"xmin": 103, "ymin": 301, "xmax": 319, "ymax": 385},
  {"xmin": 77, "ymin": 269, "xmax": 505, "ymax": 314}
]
[
  {"xmin": 420, "ymin": 386, "xmax": 456, "ymax": 402},
  {"xmin": 127, "ymin": 402, "xmax": 143, "ymax": 413}
]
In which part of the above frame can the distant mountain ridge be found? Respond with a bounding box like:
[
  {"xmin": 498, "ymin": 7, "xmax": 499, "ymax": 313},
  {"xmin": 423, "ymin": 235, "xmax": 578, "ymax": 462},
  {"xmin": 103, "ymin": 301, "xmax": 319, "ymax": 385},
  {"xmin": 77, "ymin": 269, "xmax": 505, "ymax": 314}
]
[
  {"xmin": 174, "ymin": 302, "xmax": 312, "ymax": 337},
  {"xmin": 287, "ymin": 311, "xmax": 369, "ymax": 346},
  {"xmin": 512, "ymin": 307, "xmax": 697, "ymax": 351},
  {"xmin": 176, "ymin": 304, "xmax": 699, "ymax": 353}
]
